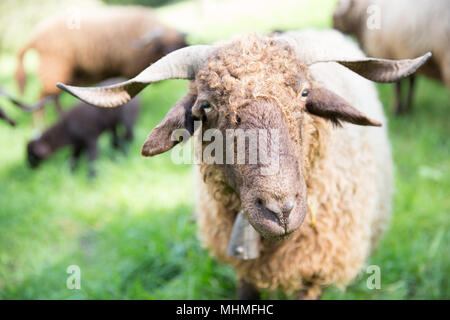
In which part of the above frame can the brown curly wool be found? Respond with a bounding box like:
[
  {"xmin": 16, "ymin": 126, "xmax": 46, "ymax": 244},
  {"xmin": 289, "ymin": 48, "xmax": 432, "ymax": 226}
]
[
  {"xmin": 197, "ymin": 34, "xmax": 310, "ymax": 143},
  {"xmin": 16, "ymin": 6, "xmax": 186, "ymax": 97}
]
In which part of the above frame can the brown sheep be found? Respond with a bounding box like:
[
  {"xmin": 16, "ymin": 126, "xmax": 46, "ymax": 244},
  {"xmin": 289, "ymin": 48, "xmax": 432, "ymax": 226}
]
[
  {"xmin": 57, "ymin": 30, "xmax": 429, "ymax": 299},
  {"xmin": 15, "ymin": 5, "xmax": 187, "ymax": 115},
  {"xmin": 333, "ymin": 0, "xmax": 450, "ymax": 114}
]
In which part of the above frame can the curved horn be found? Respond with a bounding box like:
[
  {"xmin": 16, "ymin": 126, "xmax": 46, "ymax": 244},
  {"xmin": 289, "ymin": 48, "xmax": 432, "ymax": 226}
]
[
  {"xmin": 57, "ymin": 45, "xmax": 214, "ymax": 107},
  {"xmin": 0, "ymin": 107, "xmax": 16, "ymax": 126},
  {"xmin": 310, "ymin": 52, "xmax": 432, "ymax": 83}
]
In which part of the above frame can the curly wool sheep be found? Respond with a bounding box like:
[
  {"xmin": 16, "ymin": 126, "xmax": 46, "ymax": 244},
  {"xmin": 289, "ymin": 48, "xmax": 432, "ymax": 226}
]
[
  {"xmin": 15, "ymin": 5, "xmax": 186, "ymax": 114},
  {"xmin": 57, "ymin": 29, "xmax": 429, "ymax": 299},
  {"xmin": 333, "ymin": 0, "xmax": 450, "ymax": 113},
  {"xmin": 194, "ymin": 31, "xmax": 394, "ymax": 298}
]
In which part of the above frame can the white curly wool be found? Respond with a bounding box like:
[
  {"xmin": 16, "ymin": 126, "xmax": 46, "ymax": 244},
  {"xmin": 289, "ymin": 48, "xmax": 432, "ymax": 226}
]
[{"xmin": 338, "ymin": 0, "xmax": 450, "ymax": 86}]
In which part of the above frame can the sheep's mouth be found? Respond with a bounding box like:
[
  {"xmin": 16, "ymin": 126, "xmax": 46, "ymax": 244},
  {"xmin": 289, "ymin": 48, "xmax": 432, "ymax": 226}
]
[
  {"xmin": 257, "ymin": 226, "xmax": 295, "ymax": 240},
  {"xmin": 226, "ymin": 207, "xmax": 296, "ymax": 260},
  {"xmin": 247, "ymin": 201, "xmax": 306, "ymax": 240},
  {"xmin": 264, "ymin": 229, "xmax": 295, "ymax": 241},
  {"xmin": 27, "ymin": 155, "xmax": 41, "ymax": 168}
]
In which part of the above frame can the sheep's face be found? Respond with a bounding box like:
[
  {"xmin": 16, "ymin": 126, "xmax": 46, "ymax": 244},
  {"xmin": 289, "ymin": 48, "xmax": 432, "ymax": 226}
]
[
  {"xmin": 189, "ymin": 38, "xmax": 311, "ymax": 238},
  {"xmin": 27, "ymin": 140, "xmax": 50, "ymax": 168},
  {"xmin": 192, "ymin": 95, "xmax": 309, "ymax": 239},
  {"xmin": 140, "ymin": 36, "xmax": 382, "ymax": 239}
]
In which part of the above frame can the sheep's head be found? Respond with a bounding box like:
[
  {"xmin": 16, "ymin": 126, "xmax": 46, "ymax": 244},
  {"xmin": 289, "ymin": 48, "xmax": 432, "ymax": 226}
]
[
  {"xmin": 134, "ymin": 28, "xmax": 188, "ymax": 58},
  {"xmin": 27, "ymin": 139, "xmax": 50, "ymax": 168},
  {"xmin": 57, "ymin": 35, "xmax": 431, "ymax": 239},
  {"xmin": 163, "ymin": 31, "xmax": 188, "ymax": 56}
]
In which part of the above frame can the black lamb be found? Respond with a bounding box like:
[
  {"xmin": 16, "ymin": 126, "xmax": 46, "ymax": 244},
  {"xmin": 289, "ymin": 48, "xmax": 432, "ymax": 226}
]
[{"xmin": 27, "ymin": 97, "xmax": 140, "ymax": 177}]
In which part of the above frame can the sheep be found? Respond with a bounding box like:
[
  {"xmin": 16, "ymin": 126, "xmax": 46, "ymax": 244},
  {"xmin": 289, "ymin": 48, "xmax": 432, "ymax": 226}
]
[
  {"xmin": 333, "ymin": 0, "xmax": 450, "ymax": 114},
  {"xmin": 15, "ymin": 5, "xmax": 186, "ymax": 118},
  {"xmin": 26, "ymin": 79, "xmax": 140, "ymax": 177},
  {"xmin": 57, "ymin": 29, "xmax": 430, "ymax": 299},
  {"xmin": 0, "ymin": 107, "xmax": 15, "ymax": 126}
]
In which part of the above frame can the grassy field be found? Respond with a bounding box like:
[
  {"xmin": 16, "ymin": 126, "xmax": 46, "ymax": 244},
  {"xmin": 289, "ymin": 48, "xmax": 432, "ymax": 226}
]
[{"xmin": 0, "ymin": 0, "xmax": 449, "ymax": 299}]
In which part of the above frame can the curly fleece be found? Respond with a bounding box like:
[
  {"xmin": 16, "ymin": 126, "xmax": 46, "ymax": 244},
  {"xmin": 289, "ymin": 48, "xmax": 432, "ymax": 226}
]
[{"xmin": 193, "ymin": 30, "xmax": 393, "ymax": 296}]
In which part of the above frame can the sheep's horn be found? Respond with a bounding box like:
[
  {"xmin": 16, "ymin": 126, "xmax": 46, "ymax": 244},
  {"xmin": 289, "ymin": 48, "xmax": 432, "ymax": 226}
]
[
  {"xmin": 57, "ymin": 45, "xmax": 214, "ymax": 108},
  {"xmin": 0, "ymin": 107, "xmax": 16, "ymax": 126},
  {"xmin": 0, "ymin": 87, "xmax": 49, "ymax": 112},
  {"xmin": 311, "ymin": 52, "xmax": 432, "ymax": 83}
]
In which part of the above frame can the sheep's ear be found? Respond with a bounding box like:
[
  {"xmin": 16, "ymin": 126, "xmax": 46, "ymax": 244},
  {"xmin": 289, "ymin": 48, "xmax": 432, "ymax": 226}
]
[
  {"xmin": 34, "ymin": 142, "xmax": 51, "ymax": 158},
  {"xmin": 141, "ymin": 93, "xmax": 196, "ymax": 157},
  {"xmin": 334, "ymin": 0, "xmax": 353, "ymax": 15},
  {"xmin": 305, "ymin": 87, "xmax": 381, "ymax": 127},
  {"xmin": 131, "ymin": 28, "xmax": 165, "ymax": 50}
]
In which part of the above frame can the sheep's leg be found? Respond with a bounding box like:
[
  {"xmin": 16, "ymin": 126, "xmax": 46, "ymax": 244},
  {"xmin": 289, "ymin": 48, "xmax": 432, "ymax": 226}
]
[
  {"xmin": 121, "ymin": 124, "xmax": 134, "ymax": 155},
  {"xmin": 52, "ymin": 95, "xmax": 63, "ymax": 115},
  {"xmin": 35, "ymin": 55, "xmax": 70, "ymax": 124},
  {"xmin": 405, "ymin": 75, "xmax": 416, "ymax": 113},
  {"xmin": 110, "ymin": 126, "xmax": 120, "ymax": 150},
  {"xmin": 70, "ymin": 146, "xmax": 83, "ymax": 172},
  {"xmin": 31, "ymin": 95, "xmax": 54, "ymax": 128},
  {"xmin": 237, "ymin": 279, "xmax": 260, "ymax": 300},
  {"xmin": 86, "ymin": 141, "xmax": 98, "ymax": 178},
  {"xmin": 393, "ymin": 81, "xmax": 403, "ymax": 115},
  {"xmin": 442, "ymin": 56, "xmax": 450, "ymax": 89},
  {"xmin": 124, "ymin": 125, "xmax": 134, "ymax": 143},
  {"xmin": 296, "ymin": 284, "xmax": 322, "ymax": 300}
]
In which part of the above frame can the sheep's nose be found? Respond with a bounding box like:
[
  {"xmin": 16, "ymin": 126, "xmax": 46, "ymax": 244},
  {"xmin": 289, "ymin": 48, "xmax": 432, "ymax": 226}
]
[{"xmin": 257, "ymin": 197, "xmax": 295, "ymax": 227}]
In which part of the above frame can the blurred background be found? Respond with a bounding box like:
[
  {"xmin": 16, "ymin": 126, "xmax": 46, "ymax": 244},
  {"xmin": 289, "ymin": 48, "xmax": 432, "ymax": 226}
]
[{"xmin": 0, "ymin": 0, "xmax": 448, "ymax": 299}]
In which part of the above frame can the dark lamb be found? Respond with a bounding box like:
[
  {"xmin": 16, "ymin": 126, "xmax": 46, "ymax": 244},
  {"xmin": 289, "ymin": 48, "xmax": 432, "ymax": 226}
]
[{"xmin": 27, "ymin": 97, "xmax": 140, "ymax": 176}]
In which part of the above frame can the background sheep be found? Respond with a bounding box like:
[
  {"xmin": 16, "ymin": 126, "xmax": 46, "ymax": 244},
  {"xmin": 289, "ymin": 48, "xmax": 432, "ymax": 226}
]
[
  {"xmin": 333, "ymin": 0, "xmax": 450, "ymax": 114},
  {"xmin": 15, "ymin": 5, "xmax": 186, "ymax": 117},
  {"xmin": 25, "ymin": 79, "xmax": 140, "ymax": 177},
  {"xmin": 58, "ymin": 29, "xmax": 429, "ymax": 298}
]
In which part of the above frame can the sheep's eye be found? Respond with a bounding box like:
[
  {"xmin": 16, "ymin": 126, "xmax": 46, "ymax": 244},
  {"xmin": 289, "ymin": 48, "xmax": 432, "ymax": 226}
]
[
  {"xmin": 301, "ymin": 89, "xmax": 310, "ymax": 98},
  {"xmin": 201, "ymin": 101, "xmax": 212, "ymax": 112}
]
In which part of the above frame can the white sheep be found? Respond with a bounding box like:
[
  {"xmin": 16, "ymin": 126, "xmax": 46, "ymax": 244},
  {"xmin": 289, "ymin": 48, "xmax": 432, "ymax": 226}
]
[{"xmin": 333, "ymin": 0, "xmax": 450, "ymax": 113}]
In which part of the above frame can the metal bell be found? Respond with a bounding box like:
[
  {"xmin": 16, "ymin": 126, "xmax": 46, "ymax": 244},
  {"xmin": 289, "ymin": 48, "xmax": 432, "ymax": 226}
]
[{"xmin": 226, "ymin": 210, "xmax": 261, "ymax": 260}]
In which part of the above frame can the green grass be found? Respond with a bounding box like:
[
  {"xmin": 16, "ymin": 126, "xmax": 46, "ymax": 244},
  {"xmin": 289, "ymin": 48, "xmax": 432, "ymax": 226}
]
[{"xmin": 0, "ymin": 0, "xmax": 449, "ymax": 299}]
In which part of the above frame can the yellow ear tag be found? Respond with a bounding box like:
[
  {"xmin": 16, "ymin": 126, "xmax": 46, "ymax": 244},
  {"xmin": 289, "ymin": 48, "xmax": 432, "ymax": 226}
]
[{"xmin": 308, "ymin": 198, "xmax": 317, "ymax": 228}]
